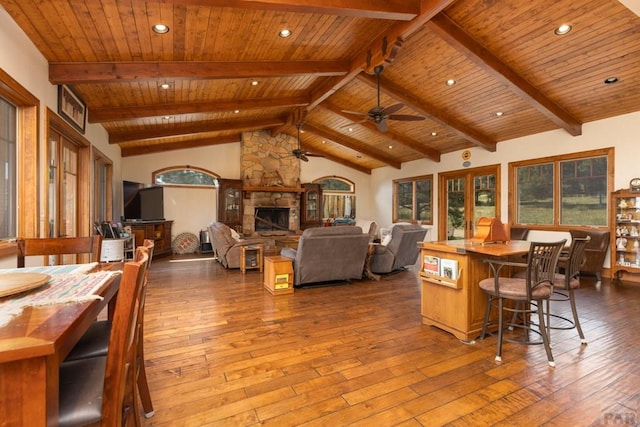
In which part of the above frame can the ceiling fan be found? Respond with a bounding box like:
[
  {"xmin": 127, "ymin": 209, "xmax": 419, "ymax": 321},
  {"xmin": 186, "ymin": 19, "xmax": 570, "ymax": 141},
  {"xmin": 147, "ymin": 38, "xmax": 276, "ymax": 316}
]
[
  {"xmin": 291, "ymin": 123, "xmax": 324, "ymax": 162},
  {"xmin": 342, "ymin": 65, "xmax": 425, "ymax": 133}
]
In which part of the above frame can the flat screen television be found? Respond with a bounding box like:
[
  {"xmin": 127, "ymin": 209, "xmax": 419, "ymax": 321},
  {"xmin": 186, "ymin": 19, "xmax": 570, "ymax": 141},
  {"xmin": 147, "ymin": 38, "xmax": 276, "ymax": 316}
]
[{"xmin": 123, "ymin": 181, "xmax": 165, "ymax": 221}]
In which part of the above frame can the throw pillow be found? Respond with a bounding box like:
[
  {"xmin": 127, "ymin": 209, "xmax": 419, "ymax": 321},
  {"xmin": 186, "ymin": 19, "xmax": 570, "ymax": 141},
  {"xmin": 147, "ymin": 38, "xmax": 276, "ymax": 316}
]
[
  {"xmin": 381, "ymin": 233, "xmax": 392, "ymax": 246},
  {"xmin": 230, "ymin": 228, "xmax": 243, "ymax": 241}
]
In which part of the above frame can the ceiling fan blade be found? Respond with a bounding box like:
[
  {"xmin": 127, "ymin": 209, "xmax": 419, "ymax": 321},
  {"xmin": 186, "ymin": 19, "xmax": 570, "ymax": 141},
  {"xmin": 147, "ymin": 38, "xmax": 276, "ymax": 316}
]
[
  {"xmin": 387, "ymin": 114, "xmax": 426, "ymax": 122},
  {"xmin": 300, "ymin": 154, "xmax": 309, "ymax": 162},
  {"xmin": 375, "ymin": 119, "xmax": 388, "ymax": 133},
  {"xmin": 306, "ymin": 153, "xmax": 325, "ymax": 158},
  {"xmin": 381, "ymin": 103, "xmax": 404, "ymax": 116}
]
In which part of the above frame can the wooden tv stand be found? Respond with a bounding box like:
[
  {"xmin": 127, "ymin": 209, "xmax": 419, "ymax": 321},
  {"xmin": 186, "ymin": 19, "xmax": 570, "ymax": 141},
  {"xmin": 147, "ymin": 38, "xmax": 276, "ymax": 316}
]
[{"xmin": 124, "ymin": 220, "xmax": 173, "ymax": 258}]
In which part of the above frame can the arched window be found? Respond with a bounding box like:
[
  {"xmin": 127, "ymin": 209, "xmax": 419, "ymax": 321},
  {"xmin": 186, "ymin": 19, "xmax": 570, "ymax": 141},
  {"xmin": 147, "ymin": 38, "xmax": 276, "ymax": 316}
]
[
  {"xmin": 153, "ymin": 166, "xmax": 220, "ymax": 187},
  {"xmin": 313, "ymin": 176, "xmax": 356, "ymax": 219}
]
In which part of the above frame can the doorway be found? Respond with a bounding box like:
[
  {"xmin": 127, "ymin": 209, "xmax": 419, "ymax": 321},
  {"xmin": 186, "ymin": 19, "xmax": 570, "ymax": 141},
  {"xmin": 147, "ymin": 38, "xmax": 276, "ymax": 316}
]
[{"xmin": 438, "ymin": 165, "xmax": 500, "ymax": 240}]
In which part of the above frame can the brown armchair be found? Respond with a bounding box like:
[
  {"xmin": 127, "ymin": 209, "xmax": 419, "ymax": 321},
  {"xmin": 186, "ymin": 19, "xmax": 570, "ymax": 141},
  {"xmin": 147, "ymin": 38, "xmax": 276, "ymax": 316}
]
[{"xmin": 569, "ymin": 229, "xmax": 610, "ymax": 281}]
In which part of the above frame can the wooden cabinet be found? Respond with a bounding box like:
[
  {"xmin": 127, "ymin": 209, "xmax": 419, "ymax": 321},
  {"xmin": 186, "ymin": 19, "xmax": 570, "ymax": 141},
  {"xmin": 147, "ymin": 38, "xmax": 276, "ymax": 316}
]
[
  {"xmin": 218, "ymin": 179, "xmax": 243, "ymax": 231},
  {"xmin": 123, "ymin": 220, "xmax": 173, "ymax": 258},
  {"xmin": 263, "ymin": 255, "xmax": 294, "ymax": 295},
  {"xmin": 418, "ymin": 240, "xmax": 530, "ymax": 342},
  {"xmin": 611, "ymin": 189, "xmax": 640, "ymax": 281},
  {"xmin": 300, "ymin": 183, "xmax": 322, "ymax": 229}
]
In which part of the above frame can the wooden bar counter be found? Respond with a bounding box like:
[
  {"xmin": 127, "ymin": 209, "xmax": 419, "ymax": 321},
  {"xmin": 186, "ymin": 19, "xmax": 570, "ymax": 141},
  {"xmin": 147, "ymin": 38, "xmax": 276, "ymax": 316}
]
[{"xmin": 418, "ymin": 240, "xmax": 531, "ymax": 342}]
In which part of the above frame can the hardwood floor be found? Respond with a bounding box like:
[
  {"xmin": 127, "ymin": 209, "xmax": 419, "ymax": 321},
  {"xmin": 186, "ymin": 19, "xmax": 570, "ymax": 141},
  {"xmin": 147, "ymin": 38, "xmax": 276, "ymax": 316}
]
[{"xmin": 140, "ymin": 255, "xmax": 640, "ymax": 426}]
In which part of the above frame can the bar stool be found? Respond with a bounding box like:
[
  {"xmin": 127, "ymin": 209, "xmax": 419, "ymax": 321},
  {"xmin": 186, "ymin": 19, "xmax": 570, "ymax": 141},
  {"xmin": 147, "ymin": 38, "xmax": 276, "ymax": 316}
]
[{"xmin": 479, "ymin": 240, "xmax": 566, "ymax": 367}]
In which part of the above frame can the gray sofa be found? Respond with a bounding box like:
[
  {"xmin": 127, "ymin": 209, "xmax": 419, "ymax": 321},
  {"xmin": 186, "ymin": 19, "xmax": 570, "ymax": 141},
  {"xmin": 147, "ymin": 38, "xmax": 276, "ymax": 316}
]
[
  {"xmin": 370, "ymin": 223, "xmax": 427, "ymax": 274},
  {"xmin": 207, "ymin": 222, "xmax": 270, "ymax": 269},
  {"xmin": 280, "ymin": 226, "xmax": 370, "ymax": 287}
]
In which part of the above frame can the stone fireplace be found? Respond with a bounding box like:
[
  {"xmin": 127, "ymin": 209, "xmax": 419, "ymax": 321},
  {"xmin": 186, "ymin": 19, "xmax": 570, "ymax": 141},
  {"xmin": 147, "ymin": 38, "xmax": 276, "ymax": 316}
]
[
  {"xmin": 255, "ymin": 207, "xmax": 290, "ymax": 231},
  {"xmin": 241, "ymin": 131, "xmax": 301, "ymax": 235}
]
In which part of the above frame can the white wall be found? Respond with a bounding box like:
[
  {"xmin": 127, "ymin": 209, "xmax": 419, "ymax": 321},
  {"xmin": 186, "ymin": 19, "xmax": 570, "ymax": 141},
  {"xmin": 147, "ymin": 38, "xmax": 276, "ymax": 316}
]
[
  {"xmin": 0, "ymin": 7, "xmax": 118, "ymax": 232},
  {"xmin": 121, "ymin": 142, "xmax": 374, "ymax": 237},
  {"xmin": 371, "ymin": 112, "xmax": 640, "ymax": 238}
]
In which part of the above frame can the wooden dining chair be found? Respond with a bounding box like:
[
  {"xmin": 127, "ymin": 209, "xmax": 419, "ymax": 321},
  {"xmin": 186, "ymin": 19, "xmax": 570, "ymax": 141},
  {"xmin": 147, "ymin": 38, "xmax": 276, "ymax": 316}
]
[
  {"xmin": 478, "ymin": 240, "xmax": 566, "ymax": 367},
  {"xmin": 58, "ymin": 246, "xmax": 149, "ymax": 427},
  {"xmin": 64, "ymin": 239, "xmax": 156, "ymax": 418},
  {"xmin": 17, "ymin": 236, "xmax": 102, "ymax": 267}
]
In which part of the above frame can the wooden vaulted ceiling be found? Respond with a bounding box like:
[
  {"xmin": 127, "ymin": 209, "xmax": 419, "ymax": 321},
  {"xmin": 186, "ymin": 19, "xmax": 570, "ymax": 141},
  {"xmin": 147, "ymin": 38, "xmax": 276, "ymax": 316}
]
[{"xmin": 3, "ymin": 0, "xmax": 640, "ymax": 174}]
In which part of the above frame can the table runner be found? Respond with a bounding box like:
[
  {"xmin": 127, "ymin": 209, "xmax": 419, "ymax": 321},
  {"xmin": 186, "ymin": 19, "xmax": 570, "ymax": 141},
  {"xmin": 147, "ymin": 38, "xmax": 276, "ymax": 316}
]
[{"xmin": 0, "ymin": 269, "xmax": 120, "ymax": 327}]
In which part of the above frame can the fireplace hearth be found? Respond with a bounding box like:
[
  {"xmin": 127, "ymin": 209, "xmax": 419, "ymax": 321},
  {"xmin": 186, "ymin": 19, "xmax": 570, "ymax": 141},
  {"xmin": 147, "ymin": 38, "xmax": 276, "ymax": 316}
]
[{"xmin": 255, "ymin": 207, "xmax": 290, "ymax": 232}]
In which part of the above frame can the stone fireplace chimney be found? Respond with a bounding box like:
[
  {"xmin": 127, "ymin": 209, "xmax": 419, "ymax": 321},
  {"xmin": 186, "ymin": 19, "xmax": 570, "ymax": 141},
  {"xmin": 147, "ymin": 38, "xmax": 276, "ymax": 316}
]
[{"xmin": 241, "ymin": 131, "xmax": 301, "ymax": 235}]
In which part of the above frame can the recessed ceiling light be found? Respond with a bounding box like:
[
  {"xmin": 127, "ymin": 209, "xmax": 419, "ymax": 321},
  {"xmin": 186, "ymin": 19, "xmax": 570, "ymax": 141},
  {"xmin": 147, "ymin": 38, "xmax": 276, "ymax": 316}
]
[
  {"xmin": 431, "ymin": 132, "xmax": 437, "ymax": 136},
  {"xmin": 279, "ymin": 29, "xmax": 292, "ymax": 38},
  {"xmin": 446, "ymin": 79, "xmax": 456, "ymax": 86},
  {"xmin": 163, "ymin": 116, "xmax": 171, "ymax": 120},
  {"xmin": 321, "ymin": 140, "xmax": 326, "ymax": 144},
  {"xmin": 388, "ymin": 145, "xmax": 393, "ymax": 149},
  {"xmin": 554, "ymin": 24, "xmax": 572, "ymax": 35},
  {"xmin": 160, "ymin": 83, "xmax": 171, "ymax": 90},
  {"xmin": 250, "ymin": 80, "xmax": 259, "ymax": 86},
  {"xmin": 152, "ymin": 24, "xmax": 169, "ymax": 34},
  {"xmin": 495, "ymin": 111, "xmax": 504, "ymax": 117},
  {"xmin": 604, "ymin": 77, "xmax": 619, "ymax": 84},
  {"xmin": 233, "ymin": 110, "xmax": 240, "ymax": 114},
  {"xmin": 348, "ymin": 127, "xmax": 353, "ymax": 132}
]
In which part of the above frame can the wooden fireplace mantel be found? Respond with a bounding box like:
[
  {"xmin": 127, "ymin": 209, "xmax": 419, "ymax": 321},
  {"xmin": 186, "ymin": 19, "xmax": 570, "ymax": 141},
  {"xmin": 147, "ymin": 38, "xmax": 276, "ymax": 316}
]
[{"xmin": 243, "ymin": 186, "xmax": 305, "ymax": 194}]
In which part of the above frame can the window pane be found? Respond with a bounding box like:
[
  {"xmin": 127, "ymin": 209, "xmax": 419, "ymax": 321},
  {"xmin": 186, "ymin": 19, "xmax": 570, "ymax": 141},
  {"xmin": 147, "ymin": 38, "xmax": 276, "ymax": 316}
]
[
  {"xmin": 474, "ymin": 174, "xmax": 496, "ymax": 224},
  {"xmin": 316, "ymin": 178, "xmax": 352, "ymax": 192},
  {"xmin": 517, "ymin": 163, "xmax": 554, "ymax": 225},
  {"xmin": 396, "ymin": 181, "xmax": 413, "ymax": 220},
  {"xmin": 415, "ymin": 178, "xmax": 431, "ymax": 221},
  {"xmin": 447, "ymin": 178, "xmax": 465, "ymax": 240},
  {"xmin": 155, "ymin": 169, "xmax": 218, "ymax": 186},
  {"xmin": 0, "ymin": 97, "xmax": 17, "ymax": 239},
  {"xmin": 560, "ymin": 156, "xmax": 608, "ymax": 226}
]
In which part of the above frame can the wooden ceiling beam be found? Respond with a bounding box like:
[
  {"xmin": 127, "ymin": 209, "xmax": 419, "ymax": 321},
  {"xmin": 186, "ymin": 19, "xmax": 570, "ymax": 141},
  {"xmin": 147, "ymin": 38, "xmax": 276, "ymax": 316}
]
[
  {"xmin": 320, "ymin": 101, "xmax": 441, "ymax": 162},
  {"xmin": 427, "ymin": 13, "xmax": 582, "ymax": 137},
  {"xmin": 89, "ymin": 96, "xmax": 309, "ymax": 123},
  {"xmin": 49, "ymin": 61, "xmax": 349, "ymax": 84},
  {"xmin": 302, "ymin": 123, "xmax": 402, "ymax": 169},
  {"xmin": 283, "ymin": 1, "xmax": 455, "ymax": 133},
  {"xmin": 121, "ymin": 134, "xmax": 241, "ymax": 157},
  {"xmin": 109, "ymin": 118, "xmax": 285, "ymax": 143},
  {"xmin": 358, "ymin": 73, "xmax": 497, "ymax": 151},
  {"xmin": 156, "ymin": 0, "xmax": 420, "ymax": 20},
  {"xmin": 283, "ymin": 130, "xmax": 372, "ymax": 174}
]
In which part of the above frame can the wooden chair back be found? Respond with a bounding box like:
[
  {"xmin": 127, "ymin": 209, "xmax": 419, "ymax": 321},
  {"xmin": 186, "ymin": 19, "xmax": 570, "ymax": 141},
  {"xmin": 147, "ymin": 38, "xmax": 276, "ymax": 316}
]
[
  {"xmin": 17, "ymin": 236, "xmax": 102, "ymax": 267},
  {"xmin": 102, "ymin": 246, "xmax": 149, "ymax": 426}
]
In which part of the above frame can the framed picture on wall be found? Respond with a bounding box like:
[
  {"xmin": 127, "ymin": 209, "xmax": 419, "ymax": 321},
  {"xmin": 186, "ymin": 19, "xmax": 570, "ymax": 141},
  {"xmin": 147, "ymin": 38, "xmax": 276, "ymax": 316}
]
[{"xmin": 58, "ymin": 84, "xmax": 86, "ymax": 134}]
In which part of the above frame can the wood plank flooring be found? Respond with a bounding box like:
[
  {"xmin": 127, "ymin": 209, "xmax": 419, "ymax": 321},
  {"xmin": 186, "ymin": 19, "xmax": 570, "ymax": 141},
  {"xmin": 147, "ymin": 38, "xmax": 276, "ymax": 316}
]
[{"xmin": 140, "ymin": 255, "xmax": 640, "ymax": 426}]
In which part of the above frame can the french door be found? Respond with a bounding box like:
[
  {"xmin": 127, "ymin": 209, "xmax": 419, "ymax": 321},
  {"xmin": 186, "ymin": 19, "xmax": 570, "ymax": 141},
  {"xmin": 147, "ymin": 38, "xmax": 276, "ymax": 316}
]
[
  {"xmin": 438, "ymin": 165, "xmax": 500, "ymax": 240},
  {"xmin": 46, "ymin": 111, "xmax": 91, "ymax": 263}
]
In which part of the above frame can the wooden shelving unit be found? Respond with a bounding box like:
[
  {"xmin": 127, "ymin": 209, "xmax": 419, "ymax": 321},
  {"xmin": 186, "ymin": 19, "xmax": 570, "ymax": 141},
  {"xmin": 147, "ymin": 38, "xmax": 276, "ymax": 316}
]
[{"xmin": 611, "ymin": 189, "xmax": 640, "ymax": 282}]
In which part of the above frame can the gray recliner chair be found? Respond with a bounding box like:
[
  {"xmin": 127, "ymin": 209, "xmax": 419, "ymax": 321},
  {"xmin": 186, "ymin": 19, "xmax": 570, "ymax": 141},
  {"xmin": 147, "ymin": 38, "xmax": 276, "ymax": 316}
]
[
  {"xmin": 280, "ymin": 226, "xmax": 370, "ymax": 287},
  {"xmin": 370, "ymin": 224, "xmax": 427, "ymax": 274}
]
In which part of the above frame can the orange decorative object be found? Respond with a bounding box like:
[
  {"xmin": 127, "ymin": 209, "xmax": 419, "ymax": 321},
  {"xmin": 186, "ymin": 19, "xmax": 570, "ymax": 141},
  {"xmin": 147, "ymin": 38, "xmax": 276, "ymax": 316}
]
[{"xmin": 471, "ymin": 217, "xmax": 509, "ymax": 244}]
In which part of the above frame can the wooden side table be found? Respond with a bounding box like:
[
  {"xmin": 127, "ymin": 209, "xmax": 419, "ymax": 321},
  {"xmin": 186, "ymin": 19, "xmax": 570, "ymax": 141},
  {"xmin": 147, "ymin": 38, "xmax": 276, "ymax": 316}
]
[
  {"xmin": 263, "ymin": 256, "xmax": 294, "ymax": 295},
  {"xmin": 240, "ymin": 245, "xmax": 263, "ymax": 273}
]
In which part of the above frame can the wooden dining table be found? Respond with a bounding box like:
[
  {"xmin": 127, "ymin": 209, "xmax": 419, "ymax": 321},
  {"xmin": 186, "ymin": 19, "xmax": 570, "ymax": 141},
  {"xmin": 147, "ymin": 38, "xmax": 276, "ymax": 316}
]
[{"xmin": 0, "ymin": 262, "xmax": 122, "ymax": 426}]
